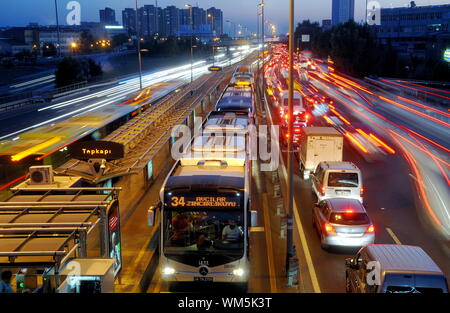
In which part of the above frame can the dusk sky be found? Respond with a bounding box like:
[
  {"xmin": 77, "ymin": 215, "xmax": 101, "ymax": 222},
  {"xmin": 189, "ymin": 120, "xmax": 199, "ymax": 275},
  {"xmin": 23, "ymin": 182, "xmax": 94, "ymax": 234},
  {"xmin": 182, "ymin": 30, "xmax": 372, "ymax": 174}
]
[{"xmin": 1, "ymin": 0, "xmax": 448, "ymax": 33}]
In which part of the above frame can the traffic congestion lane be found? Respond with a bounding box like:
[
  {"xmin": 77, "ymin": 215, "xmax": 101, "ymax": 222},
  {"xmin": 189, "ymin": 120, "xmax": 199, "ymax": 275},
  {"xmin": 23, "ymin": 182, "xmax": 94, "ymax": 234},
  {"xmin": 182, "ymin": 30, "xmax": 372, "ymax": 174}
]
[
  {"xmin": 263, "ymin": 77, "xmax": 449, "ymax": 293},
  {"xmin": 315, "ymin": 83, "xmax": 450, "ymax": 275}
]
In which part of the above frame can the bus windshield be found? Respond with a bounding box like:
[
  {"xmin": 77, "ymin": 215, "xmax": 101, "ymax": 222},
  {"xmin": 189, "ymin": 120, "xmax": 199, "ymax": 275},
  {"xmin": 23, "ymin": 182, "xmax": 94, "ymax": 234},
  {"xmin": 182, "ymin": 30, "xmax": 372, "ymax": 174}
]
[{"xmin": 163, "ymin": 210, "xmax": 244, "ymax": 255}]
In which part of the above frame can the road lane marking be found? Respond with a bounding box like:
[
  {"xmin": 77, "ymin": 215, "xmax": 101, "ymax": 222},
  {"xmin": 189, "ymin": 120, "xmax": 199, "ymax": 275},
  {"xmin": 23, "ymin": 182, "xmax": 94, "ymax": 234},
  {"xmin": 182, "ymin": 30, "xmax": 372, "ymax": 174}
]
[
  {"xmin": 262, "ymin": 87, "xmax": 321, "ymax": 293},
  {"xmin": 386, "ymin": 227, "xmax": 402, "ymax": 245},
  {"xmin": 261, "ymin": 194, "xmax": 277, "ymax": 292}
]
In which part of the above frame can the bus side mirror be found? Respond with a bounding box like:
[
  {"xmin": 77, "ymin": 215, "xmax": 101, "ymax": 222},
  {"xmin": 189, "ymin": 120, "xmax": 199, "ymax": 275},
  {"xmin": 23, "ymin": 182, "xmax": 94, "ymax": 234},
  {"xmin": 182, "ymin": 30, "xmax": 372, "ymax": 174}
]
[
  {"xmin": 250, "ymin": 210, "xmax": 258, "ymax": 227},
  {"xmin": 148, "ymin": 202, "xmax": 161, "ymax": 227}
]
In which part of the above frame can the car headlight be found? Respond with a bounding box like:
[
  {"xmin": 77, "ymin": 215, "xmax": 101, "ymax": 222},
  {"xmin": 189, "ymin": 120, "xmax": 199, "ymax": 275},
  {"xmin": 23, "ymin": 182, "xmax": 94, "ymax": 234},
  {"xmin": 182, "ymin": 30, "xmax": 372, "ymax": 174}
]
[
  {"xmin": 162, "ymin": 267, "xmax": 175, "ymax": 275},
  {"xmin": 232, "ymin": 268, "xmax": 245, "ymax": 277}
]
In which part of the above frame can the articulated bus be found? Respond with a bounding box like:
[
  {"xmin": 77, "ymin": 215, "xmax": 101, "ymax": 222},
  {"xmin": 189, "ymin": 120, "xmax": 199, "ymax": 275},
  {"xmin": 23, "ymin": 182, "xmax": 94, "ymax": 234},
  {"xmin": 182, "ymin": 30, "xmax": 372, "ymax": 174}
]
[
  {"xmin": 230, "ymin": 64, "xmax": 254, "ymax": 88},
  {"xmin": 216, "ymin": 86, "xmax": 255, "ymax": 119},
  {"xmin": 149, "ymin": 108, "xmax": 256, "ymax": 290}
]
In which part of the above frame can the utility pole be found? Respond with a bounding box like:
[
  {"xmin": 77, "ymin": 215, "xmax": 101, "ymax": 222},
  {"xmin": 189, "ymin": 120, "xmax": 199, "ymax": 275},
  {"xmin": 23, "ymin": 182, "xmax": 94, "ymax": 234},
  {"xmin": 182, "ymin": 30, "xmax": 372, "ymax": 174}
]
[
  {"xmin": 365, "ymin": 0, "xmax": 368, "ymax": 24},
  {"xmin": 54, "ymin": 0, "xmax": 61, "ymax": 57},
  {"xmin": 188, "ymin": 5, "xmax": 194, "ymax": 84},
  {"xmin": 261, "ymin": 0, "xmax": 265, "ymax": 94},
  {"xmin": 135, "ymin": 0, "xmax": 143, "ymax": 90},
  {"xmin": 208, "ymin": 13, "xmax": 215, "ymax": 65},
  {"xmin": 286, "ymin": 0, "xmax": 299, "ymax": 288},
  {"xmin": 257, "ymin": 4, "xmax": 260, "ymax": 73},
  {"xmin": 155, "ymin": 0, "xmax": 159, "ymax": 36}
]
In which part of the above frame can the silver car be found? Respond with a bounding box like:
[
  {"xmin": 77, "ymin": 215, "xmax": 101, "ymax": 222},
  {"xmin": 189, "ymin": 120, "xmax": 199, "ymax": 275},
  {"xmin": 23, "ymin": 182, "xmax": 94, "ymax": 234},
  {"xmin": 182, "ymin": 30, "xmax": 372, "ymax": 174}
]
[{"xmin": 312, "ymin": 198, "xmax": 375, "ymax": 250}]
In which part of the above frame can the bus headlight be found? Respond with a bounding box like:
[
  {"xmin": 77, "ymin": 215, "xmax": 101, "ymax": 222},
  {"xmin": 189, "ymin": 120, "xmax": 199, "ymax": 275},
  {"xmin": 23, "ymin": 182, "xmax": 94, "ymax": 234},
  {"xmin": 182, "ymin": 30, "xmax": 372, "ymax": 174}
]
[
  {"xmin": 162, "ymin": 267, "xmax": 175, "ymax": 276},
  {"xmin": 232, "ymin": 268, "xmax": 245, "ymax": 277}
]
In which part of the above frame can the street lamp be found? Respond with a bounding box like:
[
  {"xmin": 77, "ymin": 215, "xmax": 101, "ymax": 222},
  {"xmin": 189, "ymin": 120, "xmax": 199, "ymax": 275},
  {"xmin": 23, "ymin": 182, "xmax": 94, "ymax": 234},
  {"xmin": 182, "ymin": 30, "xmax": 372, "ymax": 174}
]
[
  {"xmin": 261, "ymin": 0, "xmax": 265, "ymax": 94},
  {"xmin": 135, "ymin": 0, "xmax": 143, "ymax": 90},
  {"xmin": 54, "ymin": 0, "xmax": 61, "ymax": 57},
  {"xmin": 185, "ymin": 4, "xmax": 193, "ymax": 84},
  {"xmin": 286, "ymin": 0, "xmax": 298, "ymax": 287},
  {"xmin": 70, "ymin": 41, "xmax": 78, "ymax": 55},
  {"xmin": 207, "ymin": 13, "xmax": 215, "ymax": 37}
]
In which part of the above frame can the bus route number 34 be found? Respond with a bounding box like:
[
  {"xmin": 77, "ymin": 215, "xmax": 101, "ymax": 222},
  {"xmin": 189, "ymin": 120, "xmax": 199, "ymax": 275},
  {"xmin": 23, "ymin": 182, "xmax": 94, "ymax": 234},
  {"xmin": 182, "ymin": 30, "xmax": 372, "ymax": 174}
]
[{"xmin": 171, "ymin": 196, "xmax": 186, "ymax": 207}]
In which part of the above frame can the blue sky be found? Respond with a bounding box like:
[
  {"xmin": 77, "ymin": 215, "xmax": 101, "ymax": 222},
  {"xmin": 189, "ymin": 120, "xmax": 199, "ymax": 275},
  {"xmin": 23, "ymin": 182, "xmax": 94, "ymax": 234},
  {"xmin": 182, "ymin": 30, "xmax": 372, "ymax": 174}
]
[{"xmin": 1, "ymin": 0, "xmax": 449, "ymax": 33}]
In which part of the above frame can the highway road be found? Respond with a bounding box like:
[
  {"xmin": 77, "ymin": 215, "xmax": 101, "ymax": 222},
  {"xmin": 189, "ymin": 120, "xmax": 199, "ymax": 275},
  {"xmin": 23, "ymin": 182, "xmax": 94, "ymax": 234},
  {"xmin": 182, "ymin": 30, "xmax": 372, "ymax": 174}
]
[
  {"xmin": 0, "ymin": 49, "xmax": 256, "ymax": 141},
  {"xmin": 119, "ymin": 50, "xmax": 450, "ymax": 294},
  {"xmin": 262, "ymin": 49, "xmax": 449, "ymax": 292}
]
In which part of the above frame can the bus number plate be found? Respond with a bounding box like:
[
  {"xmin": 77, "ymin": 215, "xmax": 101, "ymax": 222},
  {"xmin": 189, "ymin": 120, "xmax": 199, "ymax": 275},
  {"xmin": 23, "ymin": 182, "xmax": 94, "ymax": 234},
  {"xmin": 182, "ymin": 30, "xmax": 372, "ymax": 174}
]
[{"xmin": 194, "ymin": 277, "xmax": 213, "ymax": 282}]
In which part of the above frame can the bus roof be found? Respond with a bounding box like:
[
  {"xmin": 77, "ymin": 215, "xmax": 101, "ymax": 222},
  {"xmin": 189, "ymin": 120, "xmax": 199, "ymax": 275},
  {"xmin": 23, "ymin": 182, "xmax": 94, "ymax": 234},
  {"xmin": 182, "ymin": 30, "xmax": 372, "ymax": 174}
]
[
  {"xmin": 217, "ymin": 96, "xmax": 253, "ymax": 111},
  {"xmin": 204, "ymin": 112, "xmax": 250, "ymax": 134},
  {"xmin": 165, "ymin": 175, "xmax": 244, "ymax": 192},
  {"xmin": 180, "ymin": 136, "xmax": 246, "ymax": 167}
]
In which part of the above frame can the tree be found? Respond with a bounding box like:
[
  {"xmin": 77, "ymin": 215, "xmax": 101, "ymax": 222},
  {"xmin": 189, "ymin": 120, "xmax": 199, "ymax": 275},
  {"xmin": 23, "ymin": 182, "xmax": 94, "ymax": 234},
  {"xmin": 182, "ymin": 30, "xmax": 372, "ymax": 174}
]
[
  {"xmin": 79, "ymin": 30, "xmax": 97, "ymax": 53},
  {"xmin": 42, "ymin": 42, "xmax": 57, "ymax": 57},
  {"xmin": 294, "ymin": 20, "xmax": 322, "ymax": 52},
  {"xmin": 87, "ymin": 58, "xmax": 103, "ymax": 77},
  {"xmin": 112, "ymin": 34, "xmax": 129, "ymax": 48},
  {"xmin": 55, "ymin": 57, "xmax": 103, "ymax": 88}
]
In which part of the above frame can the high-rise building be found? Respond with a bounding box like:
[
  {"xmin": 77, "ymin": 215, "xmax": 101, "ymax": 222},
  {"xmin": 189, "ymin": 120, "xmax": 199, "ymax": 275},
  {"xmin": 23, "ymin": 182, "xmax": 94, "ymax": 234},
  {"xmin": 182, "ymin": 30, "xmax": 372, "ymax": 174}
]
[
  {"xmin": 192, "ymin": 7, "xmax": 206, "ymax": 31},
  {"xmin": 161, "ymin": 6, "xmax": 179, "ymax": 37},
  {"xmin": 122, "ymin": 8, "xmax": 136, "ymax": 33},
  {"xmin": 179, "ymin": 9, "xmax": 191, "ymax": 27},
  {"xmin": 206, "ymin": 7, "xmax": 223, "ymax": 35},
  {"xmin": 331, "ymin": 0, "xmax": 355, "ymax": 25},
  {"xmin": 100, "ymin": 7, "xmax": 117, "ymax": 25},
  {"xmin": 137, "ymin": 5, "xmax": 159, "ymax": 38}
]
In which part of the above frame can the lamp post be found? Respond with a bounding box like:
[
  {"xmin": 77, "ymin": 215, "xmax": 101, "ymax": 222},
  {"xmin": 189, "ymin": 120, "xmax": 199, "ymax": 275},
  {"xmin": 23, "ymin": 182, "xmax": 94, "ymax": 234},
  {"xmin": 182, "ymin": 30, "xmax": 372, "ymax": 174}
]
[
  {"xmin": 286, "ymin": 0, "xmax": 298, "ymax": 287},
  {"xmin": 208, "ymin": 13, "xmax": 216, "ymax": 65},
  {"xmin": 208, "ymin": 13, "xmax": 215, "ymax": 37},
  {"xmin": 257, "ymin": 3, "xmax": 261, "ymax": 72},
  {"xmin": 261, "ymin": 0, "xmax": 265, "ymax": 94},
  {"xmin": 54, "ymin": 0, "xmax": 61, "ymax": 57},
  {"xmin": 185, "ymin": 4, "xmax": 193, "ymax": 84},
  {"xmin": 135, "ymin": 0, "xmax": 143, "ymax": 90}
]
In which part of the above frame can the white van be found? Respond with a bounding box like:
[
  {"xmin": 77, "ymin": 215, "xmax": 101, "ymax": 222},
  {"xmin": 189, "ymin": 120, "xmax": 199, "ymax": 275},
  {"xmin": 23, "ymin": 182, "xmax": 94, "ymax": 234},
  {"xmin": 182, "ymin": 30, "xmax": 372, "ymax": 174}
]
[
  {"xmin": 346, "ymin": 244, "xmax": 449, "ymax": 293},
  {"xmin": 311, "ymin": 161, "xmax": 363, "ymax": 203}
]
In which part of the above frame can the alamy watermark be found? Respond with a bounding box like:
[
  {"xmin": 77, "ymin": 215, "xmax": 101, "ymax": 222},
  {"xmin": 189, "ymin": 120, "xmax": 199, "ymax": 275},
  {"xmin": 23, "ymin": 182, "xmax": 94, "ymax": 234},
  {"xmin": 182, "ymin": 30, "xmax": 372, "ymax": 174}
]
[{"xmin": 66, "ymin": 1, "xmax": 81, "ymax": 26}]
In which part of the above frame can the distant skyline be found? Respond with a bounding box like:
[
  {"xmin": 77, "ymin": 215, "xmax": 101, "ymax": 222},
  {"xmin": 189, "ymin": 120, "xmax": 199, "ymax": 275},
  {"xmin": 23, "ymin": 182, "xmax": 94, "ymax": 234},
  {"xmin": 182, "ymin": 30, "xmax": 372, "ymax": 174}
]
[{"xmin": 1, "ymin": 0, "xmax": 449, "ymax": 34}]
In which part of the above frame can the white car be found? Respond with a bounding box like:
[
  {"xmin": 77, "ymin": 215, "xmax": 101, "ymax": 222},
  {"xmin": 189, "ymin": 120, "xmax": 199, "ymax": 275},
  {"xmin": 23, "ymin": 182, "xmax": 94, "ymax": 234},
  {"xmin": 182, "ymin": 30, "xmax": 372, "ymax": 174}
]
[
  {"xmin": 313, "ymin": 198, "xmax": 375, "ymax": 250},
  {"xmin": 311, "ymin": 161, "xmax": 363, "ymax": 203}
]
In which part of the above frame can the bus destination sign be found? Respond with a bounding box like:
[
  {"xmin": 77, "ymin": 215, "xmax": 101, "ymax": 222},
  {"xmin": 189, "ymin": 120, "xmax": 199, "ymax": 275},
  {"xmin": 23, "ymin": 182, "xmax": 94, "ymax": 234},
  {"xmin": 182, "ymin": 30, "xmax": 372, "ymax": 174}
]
[{"xmin": 167, "ymin": 195, "xmax": 239, "ymax": 208}]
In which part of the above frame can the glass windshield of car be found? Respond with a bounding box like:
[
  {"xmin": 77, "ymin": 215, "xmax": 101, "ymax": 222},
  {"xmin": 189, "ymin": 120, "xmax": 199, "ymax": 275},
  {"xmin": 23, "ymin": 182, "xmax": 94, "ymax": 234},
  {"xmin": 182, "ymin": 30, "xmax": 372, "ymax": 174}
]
[
  {"xmin": 328, "ymin": 172, "xmax": 359, "ymax": 187},
  {"xmin": 330, "ymin": 212, "xmax": 369, "ymax": 225},
  {"xmin": 163, "ymin": 210, "xmax": 244, "ymax": 255}
]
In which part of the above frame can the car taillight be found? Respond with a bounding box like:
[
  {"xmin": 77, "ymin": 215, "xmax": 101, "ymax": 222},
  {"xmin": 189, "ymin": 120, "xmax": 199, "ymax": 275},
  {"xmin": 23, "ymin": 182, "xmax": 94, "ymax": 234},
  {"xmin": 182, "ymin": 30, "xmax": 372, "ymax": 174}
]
[
  {"xmin": 305, "ymin": 113, "xmax": 310, "ymax": 120},
  {"xmin": 366, "ymin": 225, "xmax": 375, "ymax": 233},
  {"xmin": 321, "ymin": 186, "xmax": 326, "ymax": 196},
  {"xmin": 324, "ymin": 223, "xmax": 336, "ymax": 234},
  {"xmin": 360, "ymin": 188, "xmax": 364, "ymax": 197}
]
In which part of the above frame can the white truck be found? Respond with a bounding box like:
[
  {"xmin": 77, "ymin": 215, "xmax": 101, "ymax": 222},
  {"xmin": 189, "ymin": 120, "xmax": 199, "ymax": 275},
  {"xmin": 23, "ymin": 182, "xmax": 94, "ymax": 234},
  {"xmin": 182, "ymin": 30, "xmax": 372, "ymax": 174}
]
[{"xmin": 299, "ymin": 127, "xmax": 344, "ymax": 180}]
